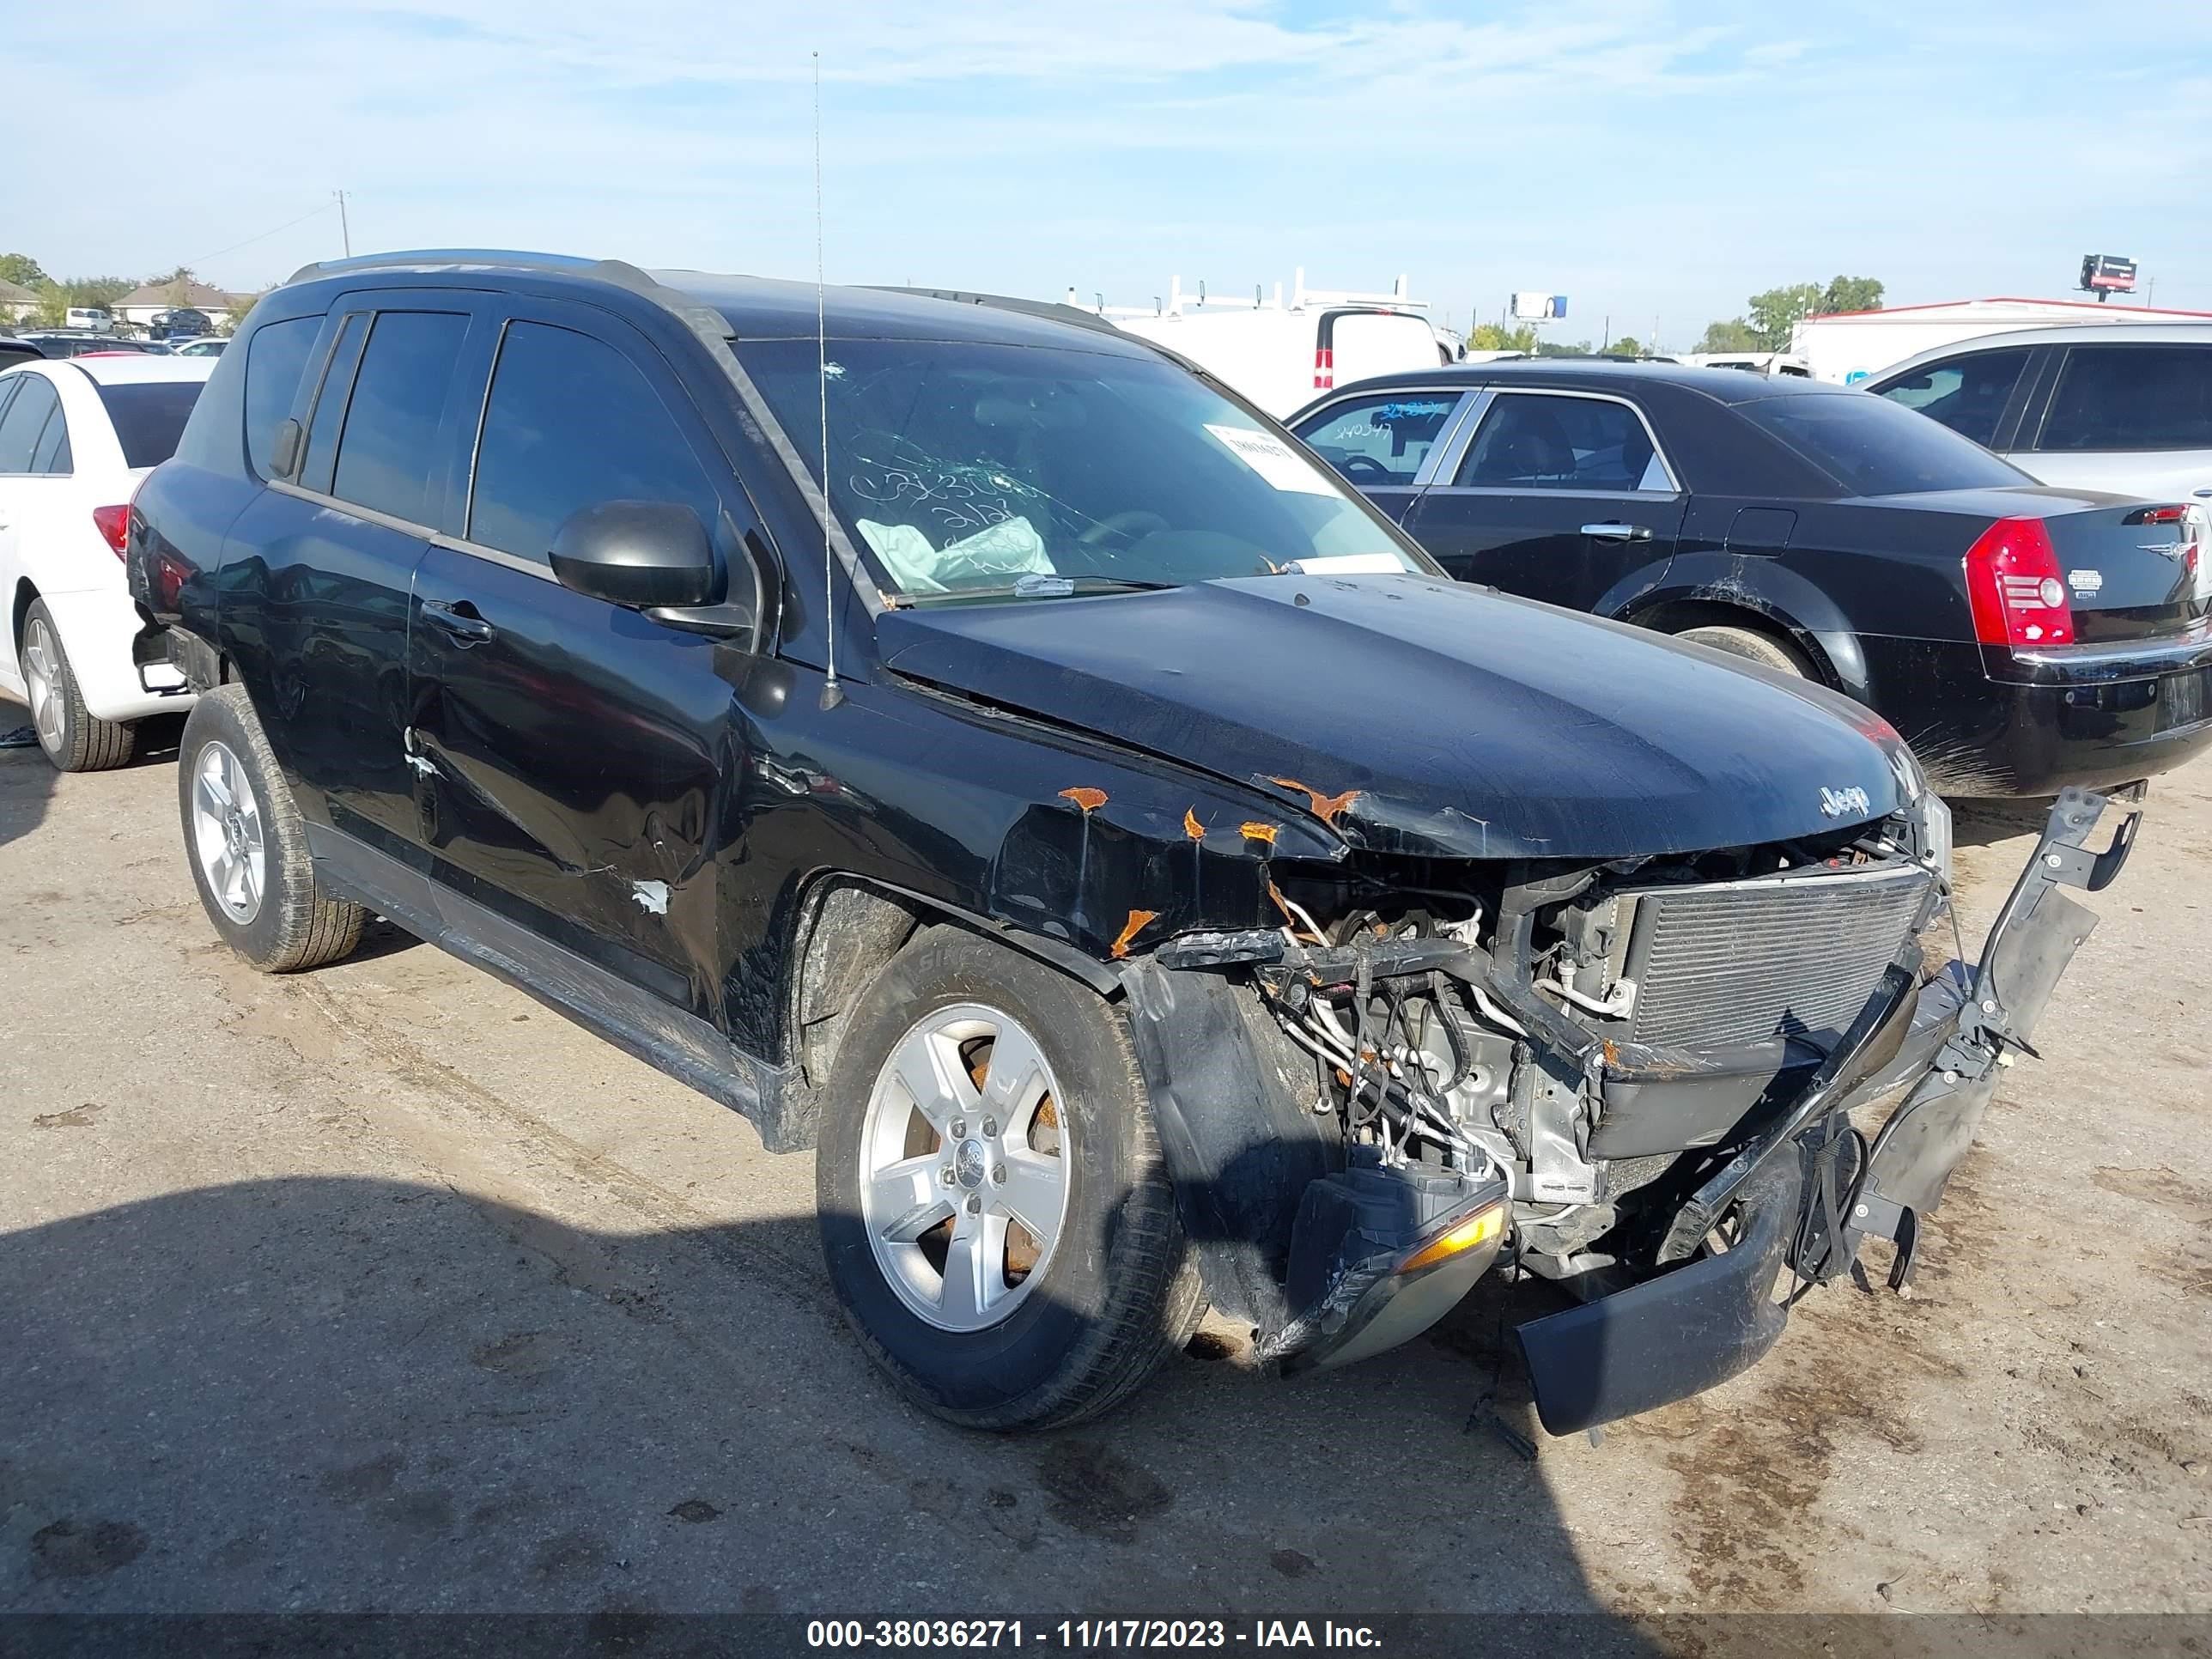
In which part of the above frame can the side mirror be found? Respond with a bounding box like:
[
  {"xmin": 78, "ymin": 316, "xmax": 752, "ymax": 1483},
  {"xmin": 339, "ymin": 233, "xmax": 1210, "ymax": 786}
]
[{"xmin": 549, "ymin": 501, "xmax": 715, "ymax": 610}]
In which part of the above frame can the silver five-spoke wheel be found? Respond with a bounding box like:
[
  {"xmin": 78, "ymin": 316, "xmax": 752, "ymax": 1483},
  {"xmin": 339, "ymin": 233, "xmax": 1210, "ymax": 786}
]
[
  {"xmin": 860, "ymin": 1003, "xmax": 1071, "ymax": 1333},
  {"xmin": 21, "ymin": 616, "xmax": 61, "ymax": 753},
  {"xmin": 189, "ymin": 738, "xmax": 266, "ymax": 924}
]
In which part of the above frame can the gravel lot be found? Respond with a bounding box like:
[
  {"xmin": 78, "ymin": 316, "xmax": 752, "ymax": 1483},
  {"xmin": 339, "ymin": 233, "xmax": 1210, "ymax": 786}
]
[{"xmin": 3, "ymin": 715, "xmax": 2209, "ymax": 1621}]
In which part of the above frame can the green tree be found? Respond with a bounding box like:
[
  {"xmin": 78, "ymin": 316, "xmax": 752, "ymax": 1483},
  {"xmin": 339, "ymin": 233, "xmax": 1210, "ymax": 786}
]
[
  {"xmin": 1746, "ymin": 283, "xmax": 1825, "ymax": 351},
  {"xmin": 1695, "ymin": 317, "xmax": 1762, "ymax": 354},
  {"xmin": 29, "ymin": 274, "xmax": 141, "ymax": 327},
  {"xmin": 223, "ymin": 288, "xmax": 269, "ymax": 335},
  {"xmin": 0, "ymin": 252, "xmax": 50, "ymax": 289},
  {"xmin": 1610, "ymin": 334, "xmax": 1644, "ymax": 358},
  {"xmin": 1468, "ymin": 321, "xmax": 1538, "ymax": 353},
  {"xmin": 1819, "ymin": 275, "xmax": 1884, "ymax": 315},
  {"xmin": 1534, "ymin": 339, "xmax": 1593, "ymax": 358}
]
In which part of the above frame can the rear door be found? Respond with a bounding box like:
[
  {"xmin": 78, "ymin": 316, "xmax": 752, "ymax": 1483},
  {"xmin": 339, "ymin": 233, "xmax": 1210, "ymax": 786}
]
[
  {"xmin": 406, "ymin": 298, "xmax": 757, "ymax": 1019},
  {"xmin": 217, "ymin": 295, "xmax": 486, "ymax": 853},
  {"xmin": 1406, "ymin": 388, "xmax": 1686, "ymax": 611},
  {"xmin": 1289, "ymin": 386, "xmax": 1474, "ymax": 525},
  {"xmin": 2010, "ymin": 342, "xmax": 2212, "ymax": 503}
]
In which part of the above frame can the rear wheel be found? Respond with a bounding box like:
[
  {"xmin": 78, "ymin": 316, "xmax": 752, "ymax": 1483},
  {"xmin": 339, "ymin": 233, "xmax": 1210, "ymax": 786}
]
[
  {"xmin": 177, "ymin": 685, "xmax": 365, "ymax": 973},
  {"xmin": 20, "ymin": 602, "xmax": 135, "ymax": 772},
  {"xmin": 817, "ymin": 926, "xmax": 1200, "ymax": 1430},
  {"xmin": 1674, "ymin": 622, "xmax": 1813, "ymax": 678}
]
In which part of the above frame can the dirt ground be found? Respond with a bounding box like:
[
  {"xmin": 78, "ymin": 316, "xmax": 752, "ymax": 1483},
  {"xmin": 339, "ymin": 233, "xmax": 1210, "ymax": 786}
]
[{"xmin": 3, "ymin": 714, "xmax": 2209, "ymax": 1622}]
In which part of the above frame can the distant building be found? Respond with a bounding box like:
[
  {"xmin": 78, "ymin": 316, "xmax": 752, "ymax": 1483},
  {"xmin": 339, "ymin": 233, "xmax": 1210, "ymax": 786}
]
[
  {"xmin": 111, "ymin": 279, "xmax": 241, "ymax": 331},
  {"xmin": 0, "ymin": 276, "xmax": 38, "ymax": 325},
  {"xmin": 1793, "ymin": 295, "xmax": 2212, "ymax": 384}
]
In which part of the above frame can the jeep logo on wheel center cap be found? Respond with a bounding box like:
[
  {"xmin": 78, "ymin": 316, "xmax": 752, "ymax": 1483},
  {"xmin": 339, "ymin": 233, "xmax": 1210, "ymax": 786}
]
[{"xmin": 954, "ymin": 1139, "xmax": 988, "ymax": 1188}]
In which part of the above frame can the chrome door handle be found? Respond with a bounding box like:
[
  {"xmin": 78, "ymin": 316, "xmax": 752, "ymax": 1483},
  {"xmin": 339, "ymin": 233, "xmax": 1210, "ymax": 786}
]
[
  {"xmin": 422, "ymin": 598, "xmax": 494, "ymax": 642},
  {"xmin": 2193, "ymin": 488, "xmax": 2212, "ymax": 499},
  {"xmin": 1581, "ymin": 522, "xmax": 1652, "ymax": 541}
]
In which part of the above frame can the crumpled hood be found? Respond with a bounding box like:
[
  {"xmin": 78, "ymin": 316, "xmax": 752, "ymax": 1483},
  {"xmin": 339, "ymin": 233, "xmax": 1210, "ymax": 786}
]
[{"xmin": 877, "ymin": 574, "xmax": 1910, "ymax": 860}]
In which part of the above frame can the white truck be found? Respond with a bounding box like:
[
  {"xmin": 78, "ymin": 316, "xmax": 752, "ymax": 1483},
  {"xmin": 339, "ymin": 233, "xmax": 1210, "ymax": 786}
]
[{"xmin": 1074, "ymin": 270, "xmax": 1452, "ymax": 418}]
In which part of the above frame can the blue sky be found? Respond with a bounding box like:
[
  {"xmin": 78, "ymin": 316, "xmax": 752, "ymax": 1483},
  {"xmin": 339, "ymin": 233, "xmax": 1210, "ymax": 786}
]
[{"xmin": 10, "ymin": 1, "xmax": 2211, "ymax": 344}]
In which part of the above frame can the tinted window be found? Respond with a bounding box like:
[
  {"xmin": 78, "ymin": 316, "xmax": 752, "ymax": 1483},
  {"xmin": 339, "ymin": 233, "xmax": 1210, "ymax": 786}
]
[
  {"xmin": 0, "ymin": 375, "xmax": 58, "ymax": 471},
  {"xmin": 1455, "ymin": 393, "xmax": 1670, "ymax": 491},
  {"xmin": 29, "ymin": 401, "xmax": 70, "ymax": 473},
  {"xmin": 95, "ymin": 381, "xmax": 204, "ymax": 467},
  {"xmin": 2037, "ymin": 345, "xmax": 2212, "ymax": 453},
  {"xmin": 301, "ymin": 315, "xmax": 366, "ymax": 488},
  {"xmin": 1737, "ymin": 391, "xmax": 2026, "ymax": 496},
  {"xmin": 243, "ymin": 316, "xmax": 320, "ymax": 477},
  {"xmin": 1296, "ymin": 392, "xmax": 1460, "ymax": 487},
  {"xmin": 1873, "ymin": 347, "xmax": 2030, "ymax": 448},
  {"xmin": 329, "ymin": 311, "xmax": 467, "ymax": 524},
  {"xmin": 468, "ymin": 321, "xmax": 720, "ymax": 562},
  {"xmin": 737, "ymin": 337, "xmax": 1423, "ymax": 596}
]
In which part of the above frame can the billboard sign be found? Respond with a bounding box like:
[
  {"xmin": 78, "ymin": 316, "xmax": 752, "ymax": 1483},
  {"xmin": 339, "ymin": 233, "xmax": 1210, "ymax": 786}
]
[
  {"xmin": 1510, "ymin": 292, "xmax": 1570, "ymax": 321},
  {"xmin": 2081, "ymin": 254, "xmax": 2137, "ymax": 294}
]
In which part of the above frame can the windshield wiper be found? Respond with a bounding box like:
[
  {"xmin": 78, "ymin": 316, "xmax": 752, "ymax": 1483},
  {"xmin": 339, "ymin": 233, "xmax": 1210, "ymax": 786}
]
[{"xmin": 909, "ymin": 574, "xmax": 1182, "ymax": 603}]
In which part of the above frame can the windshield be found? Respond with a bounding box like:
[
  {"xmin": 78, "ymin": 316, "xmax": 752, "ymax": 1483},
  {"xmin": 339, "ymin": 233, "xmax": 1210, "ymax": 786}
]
[
  {"xmin": 1737, "ymin": 389, "xmax": 2028, "ymax": 496},
  {"xmin": 736, "ymin": 337, "xmax": 1426, "ymax": 597}
]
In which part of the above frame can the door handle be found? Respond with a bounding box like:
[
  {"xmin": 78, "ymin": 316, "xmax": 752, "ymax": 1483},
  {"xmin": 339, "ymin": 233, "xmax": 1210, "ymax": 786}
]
[
  {"xmin": 1581, "ymin": 522, "xmax": 1652, "ymax": 541},
  {"xmin": 422, "ymin": 597, "xmax": 494, "ymax": 642}
]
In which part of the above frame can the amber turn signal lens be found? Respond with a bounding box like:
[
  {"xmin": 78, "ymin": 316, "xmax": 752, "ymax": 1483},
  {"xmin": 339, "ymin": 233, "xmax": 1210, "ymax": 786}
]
[{"xmin": 1395, "ymin": 1202, "xmax": 1505, "ymax": 1276}]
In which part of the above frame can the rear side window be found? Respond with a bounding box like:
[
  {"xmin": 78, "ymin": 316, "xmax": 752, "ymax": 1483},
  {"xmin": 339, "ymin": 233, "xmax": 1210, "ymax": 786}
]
[
  {"xmin": 0, "ymin": 375, "xmax": 58, "ymax": 472},
  {"xmin": 466, "ymin": 320, "xmax": 720, "ymax": 562},
  {"xmin": 243, "ymin": 317, "xmax": 321, "ymax": 477},
  {"xmin": 1456, "ymin": 393, "xmax": 1670, "ymax": 491},
  {"xmin": 95, "ymin": 381, "xmax": 204, "ymax": 468},
  {"xmin": 1736, "ymin": 392, "xmax": 2026, "ymax": 496},
  {"xmin": 29, "ymin": 402, "xmax": 70, "ymax": 473},
  {"xmin": 328, "ymin": 311, "xmax": 468, "ymax": 524},
  {"xmin": 1296, "ymin": 392, "xmax": 1460, "ymax": 487},
  {"xmin": 1871, "ymin": 347, "xmax": 2031, "ymax": 448},
  {"xmin": 2036, "ymin": 345, "xmax": 2212, "ymax": 453}
]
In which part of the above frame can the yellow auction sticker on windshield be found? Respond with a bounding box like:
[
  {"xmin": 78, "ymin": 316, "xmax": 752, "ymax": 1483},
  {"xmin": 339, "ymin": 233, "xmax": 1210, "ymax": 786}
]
[{"xmin": 1204, "ymin": 423, "xmax": 1340, "ymax": 495}]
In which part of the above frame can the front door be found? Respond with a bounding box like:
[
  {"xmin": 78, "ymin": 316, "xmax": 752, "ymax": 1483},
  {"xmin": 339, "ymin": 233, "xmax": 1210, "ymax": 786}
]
[
  {"xmin": 1407, "ymin": 390, "xmax": 1686, "ymax": 613},
  {"xmin": 406, "ymin": 302, "xmax": 756, "ymax": 1020}
]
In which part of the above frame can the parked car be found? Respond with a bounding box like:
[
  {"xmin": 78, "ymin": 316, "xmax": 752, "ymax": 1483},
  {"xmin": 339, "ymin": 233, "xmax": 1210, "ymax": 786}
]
[
  {"xmin": 0, "ymin": 355, "xmax": 211, "ymax": 768},
  {"xmin": 1863, "ymin": 324, "xmax": 2212, "ymax": 506},
  {"xmin": 168, "ymin": 336, "xmax": 228, "ymax": 359},
  {"xmin": 151, "ymin": 307, "xmax": 214, "ymax": 341},
  {"xmin": 1684, "ymin": 350, "xmax": 1812, "ymax": 377},
  {"xmin": 14, "ymin": 331, "xmax": 161, "ymax": 359},
  {"xmin": 0, "ymin": 338, "xmax": 40, "ymax": 371},
  {"xmin": 64, "ymin": 307, "xmax": 114, "ymax": 334},
  {"xmin": 1290, "ymin": 361, "xmax": 2212, "ymax": 798},
  {"xmin": 130, "ymin": 252, "xmax": 2130, "ymax": 1436}
]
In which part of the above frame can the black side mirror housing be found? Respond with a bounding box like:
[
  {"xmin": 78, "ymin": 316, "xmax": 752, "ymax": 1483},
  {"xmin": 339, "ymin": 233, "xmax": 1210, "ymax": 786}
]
[{"xmin": 549, "ymin": 501, "xmax": 716, "ymax": 611}]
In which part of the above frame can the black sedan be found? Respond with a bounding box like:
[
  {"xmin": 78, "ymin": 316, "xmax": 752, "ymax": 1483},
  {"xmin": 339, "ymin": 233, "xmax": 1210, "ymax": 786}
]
[{"xmin": 1289, "ymin": 362, "xmax": 2212, "ymax": 797}]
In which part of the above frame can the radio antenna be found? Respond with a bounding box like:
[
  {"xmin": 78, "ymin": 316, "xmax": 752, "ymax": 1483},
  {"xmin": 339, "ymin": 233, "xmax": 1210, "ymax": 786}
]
[{"xmin": 815, "ymin": 49, "xmax": 842, "ymax": 708}]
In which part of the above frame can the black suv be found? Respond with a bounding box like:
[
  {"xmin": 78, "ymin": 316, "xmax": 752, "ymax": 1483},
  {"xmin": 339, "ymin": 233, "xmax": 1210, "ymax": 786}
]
[{"xmin": 131, "ymin": 252, "xmax": 2136, "ymax": 1434}]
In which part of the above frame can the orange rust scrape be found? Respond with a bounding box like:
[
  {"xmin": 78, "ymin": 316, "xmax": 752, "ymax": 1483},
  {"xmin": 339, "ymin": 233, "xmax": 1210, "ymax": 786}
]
[
  {"xmin": 1269, "ymin": 777, "xmax": 1363, "ymax": 827},
  {"xmin": 1183, "ymin": 807, "xmax": 1206, "ymax": 842},
  {"xmin": 1239, "ymin": 821, "xmax": 1279, "ymax": 846},
  {"xmin": 1060, "ymin": 787, "xmax": 1108, "ymax": 811},
  {"xmin": 1109, "ymin": 909, "xmax": 1159, "ymax": 960}
]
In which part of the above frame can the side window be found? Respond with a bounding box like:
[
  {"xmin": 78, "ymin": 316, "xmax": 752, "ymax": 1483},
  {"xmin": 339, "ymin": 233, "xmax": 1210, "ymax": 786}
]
[
  {"xmin": 242, "ymin": 315, "xmax": 323, "ymax": 477},
  {"xmin": 301, "ymin": 315, "xmax": 367, "ymax": 490},
  {"xmin": 467, "ymin": 320, "xmax": 721, "ymax": 562},
  {"xmin": 328, "ymin": 311, "xmax": 469, "ymax": 524},
  {"xmin": 29, "ymin": 401, "xmax": 70, "ymax": 473},
  {"xmin": 0, "ymin": 376, "xmax": 59, "ymax": 473},
  {"xmin": 1455, "ymin": 393, "xmax": 1668, "ymax": 491},
  {"xmin": 1872, "ymin": 348, "xmax": 2029, "ymax": 447},
  {"xmin": 1295, "ymin": 392, "xmax": 1460, "ymax": 486},
  {"xmin": 2037, "ymin": 346, "xmax": 2212, "ymax": 453}
]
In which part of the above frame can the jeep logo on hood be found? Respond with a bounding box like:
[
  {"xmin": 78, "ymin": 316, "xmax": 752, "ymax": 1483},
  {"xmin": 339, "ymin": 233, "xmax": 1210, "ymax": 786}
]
[{"xmin": 1820, "ymin": 786, "xmax": 1873, "ymax": 818}]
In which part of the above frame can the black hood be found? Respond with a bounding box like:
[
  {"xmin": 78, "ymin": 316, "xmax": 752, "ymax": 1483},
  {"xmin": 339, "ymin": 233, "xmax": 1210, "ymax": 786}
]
[{"xmin": 877, "ymin": 574, "xmax": 1911, "ymax": 860}]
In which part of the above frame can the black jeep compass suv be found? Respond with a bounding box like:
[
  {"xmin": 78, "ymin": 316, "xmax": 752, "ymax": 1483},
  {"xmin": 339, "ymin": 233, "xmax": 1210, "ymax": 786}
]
[{"xmin": 128, "ymin": 251, "xmax": 2135, "ymax": 1433}]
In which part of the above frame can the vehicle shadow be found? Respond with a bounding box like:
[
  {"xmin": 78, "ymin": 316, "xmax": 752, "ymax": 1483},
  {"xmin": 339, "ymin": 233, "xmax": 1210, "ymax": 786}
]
[
  {"xmin": 0, "ymin": 726, "xmax": 57, "ymax": 848},
  {"xmin": 0, "ymin": 1174, "xmax": 1657, "ymax": 1645}
]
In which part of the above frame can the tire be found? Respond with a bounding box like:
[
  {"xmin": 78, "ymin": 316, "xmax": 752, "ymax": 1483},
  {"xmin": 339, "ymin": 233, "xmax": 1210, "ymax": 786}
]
[
  {"xmin": 176, "ymin": 684, "xmax": 365, "ymax": 973},
  {"xmin": 19, "ymin": 600, "xmax": 136, "ymax": 772},
  {"xmin": 817, "ymin": 925, "xmax": 1201, "ymax": 1430},
  {"xmin": 1674, "ymin": 623, "xmax": 1813, "ymax": 678}
]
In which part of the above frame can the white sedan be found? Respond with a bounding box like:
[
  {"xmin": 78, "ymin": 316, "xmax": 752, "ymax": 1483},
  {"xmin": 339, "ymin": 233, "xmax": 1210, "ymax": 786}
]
[{"xmin": 0, "ymin": 355, "xmax": 214, "ymax": 769}]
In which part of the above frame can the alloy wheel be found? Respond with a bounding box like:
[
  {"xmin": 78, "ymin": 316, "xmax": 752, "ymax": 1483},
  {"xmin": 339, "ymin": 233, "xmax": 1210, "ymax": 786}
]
[{"xmin": 190, "ymin": 739, "xmax": 267, "ymax": 924}]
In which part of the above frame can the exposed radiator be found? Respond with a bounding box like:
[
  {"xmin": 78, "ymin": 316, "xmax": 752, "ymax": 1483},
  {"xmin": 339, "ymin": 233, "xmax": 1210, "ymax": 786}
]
[{"xmin": 1622, "ymin": 863, "xmax": 1931, "ymax": 1049}]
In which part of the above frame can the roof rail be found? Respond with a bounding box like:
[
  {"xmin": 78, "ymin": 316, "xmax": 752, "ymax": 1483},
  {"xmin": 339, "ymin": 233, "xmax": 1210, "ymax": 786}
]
[
  {"xmin": 865, "ymin": 285, "xmax": 1135, "ymax": 343},
  {"xmin": 282, "ymin": 248, "xmax": 656, "ymax": 289}
]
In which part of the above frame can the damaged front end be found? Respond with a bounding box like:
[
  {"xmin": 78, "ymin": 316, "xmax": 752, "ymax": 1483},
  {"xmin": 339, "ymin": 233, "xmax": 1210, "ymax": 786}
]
[{"xmin": 1123, "ymin": 784, "xmax": 2140, "ymax": 1431}]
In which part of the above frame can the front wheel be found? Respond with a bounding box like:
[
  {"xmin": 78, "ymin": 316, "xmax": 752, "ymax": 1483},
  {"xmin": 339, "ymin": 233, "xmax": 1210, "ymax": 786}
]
[
  {"xmin": 177, "ymin": 685, "xmax": 365, "ymax": 973},
  {"xmin": 817, "ymin": 926, "xmax": 1201, "ymax": 1430}
]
